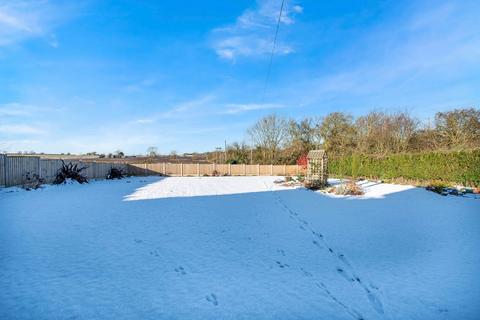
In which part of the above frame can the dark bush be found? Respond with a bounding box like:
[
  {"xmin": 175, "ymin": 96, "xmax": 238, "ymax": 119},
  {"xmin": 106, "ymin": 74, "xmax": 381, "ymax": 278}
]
[
  {"xmin": 54, "ymin": 160, "xmax": 88, "ymax": 184},
  {"xmin": 107, "ymin": 167, "xmax": 125, "ymax": 179}
]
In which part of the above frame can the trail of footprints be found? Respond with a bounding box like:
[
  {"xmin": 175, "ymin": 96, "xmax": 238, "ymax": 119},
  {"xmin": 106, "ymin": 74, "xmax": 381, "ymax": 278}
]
[
  {"xmin": 271, "ymin": 192, "xmax": 385, "ymax": 318},
  {"xmin": 135, "ymin": 239, "xmax": 219, "ymax": 307}
]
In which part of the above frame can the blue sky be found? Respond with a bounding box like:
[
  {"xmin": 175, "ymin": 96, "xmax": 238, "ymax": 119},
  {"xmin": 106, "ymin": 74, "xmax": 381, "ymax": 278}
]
[{"xmin": 0, "ymin": 0, "xmax": 479, "ymax": 154}]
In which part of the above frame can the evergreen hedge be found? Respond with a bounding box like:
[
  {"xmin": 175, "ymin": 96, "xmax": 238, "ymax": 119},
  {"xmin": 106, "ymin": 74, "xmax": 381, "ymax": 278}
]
[{"xmin": 329, "ymin": 150, "xmax": 480, "ymax": 186}]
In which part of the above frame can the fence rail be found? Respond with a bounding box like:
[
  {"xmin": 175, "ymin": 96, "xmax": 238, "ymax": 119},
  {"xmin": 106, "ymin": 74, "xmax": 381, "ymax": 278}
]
[{"xmin": 0, "ymin": 155, "xmax": 305, "ymax": 188}]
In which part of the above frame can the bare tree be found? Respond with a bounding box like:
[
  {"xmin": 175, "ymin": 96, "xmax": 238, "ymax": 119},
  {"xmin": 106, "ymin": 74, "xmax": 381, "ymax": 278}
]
[
  {"xmin": 248, "ymin": 114, "xmax": 288, "ymax": 163},
  {"xmin": 318, "ymin": 112, "xmax": 356, "ymax": 155},
  {"xmin": 284, "ymin": 117, "xmax": 316, "ymax": 162},
  {"xmin": 147, "ymin": 146, "xmax": 159, "ymax": 157},
  {"xmin": 435, "ymin": 108, "xmax": 480, "ymax": 149}
]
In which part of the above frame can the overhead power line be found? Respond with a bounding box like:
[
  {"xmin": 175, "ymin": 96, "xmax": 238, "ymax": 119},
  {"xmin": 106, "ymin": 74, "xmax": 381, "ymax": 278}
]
[{"xmin": 260, "ymin": 0, "xmax": 286, "ymax": 105}]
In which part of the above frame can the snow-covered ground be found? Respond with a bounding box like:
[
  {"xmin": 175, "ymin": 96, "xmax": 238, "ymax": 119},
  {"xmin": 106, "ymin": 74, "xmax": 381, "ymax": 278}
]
[{"xmin": 1, "ymin": 176, "xmax": 479, "ymax": 320}]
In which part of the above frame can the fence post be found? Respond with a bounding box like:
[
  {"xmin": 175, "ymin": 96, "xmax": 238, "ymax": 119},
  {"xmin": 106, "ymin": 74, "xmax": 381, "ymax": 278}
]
[
  {"xmin": 2, "ymin": 154, "xmax": 7, "ymax": 187},
  {"xmin": 284, "ymin": 164, "xmax": 286, "ymax": 176},
  {"xmin": 270, "ymin": 164, "xmax": 273, "ymax": 176},
  {"xmin": 37, "ymin": 156, "xmax": 41, "ymax": 180},
  {"xmin": 228, "ymin": 163, "xmax": 231, "ymax": 175},
  {"xmin": 163, "ymin": 163, "xmax": 166, "ymax": 175},
  {"xmin": 243, "ymin": 164, "xmax": 246, "ymax": 176},
  {"xmin": 181, "ymin": 163, "xmax": 183, "ymax": 177},
  {"xmin": 213, "ymin": 163, "xmax": 216, "ymax": 175},
  {"xmin": 257, "ymin": 164, "xmax": 260, "ymax": 176},
  {"xmin": 296, "ymin": 165, "xmax": 299, "ymax": 175},
  {"xmin": 144, "ymin": 163, "xmax": 147, "ymax": 176}
]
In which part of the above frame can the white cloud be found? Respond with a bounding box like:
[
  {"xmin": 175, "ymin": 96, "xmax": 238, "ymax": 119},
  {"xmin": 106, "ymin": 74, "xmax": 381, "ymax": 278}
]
[
  {"xmin": 0, "ymin": 0, "xmax": 71, "ymax": 47},
  {"xmin": 0, "ymin": 124, "xmax": 45, "ymax": 134},
  {"xmin": 134, "ymin": 119, "xmax": 155, "ymax": 124},
  {"xmin": 131, "ymin": 95, "xmax": 216, "ymax": 125},
  {"xmin": 211, "ymin": 0, "xmax": 302, "ymax": 60},
  {"xmin": 221, "ymin": 103, "xmax": 285, "ymax": 114},
  {"xmin": 0, "ymin": 103, "xmax": 32, "ymax": 116}
]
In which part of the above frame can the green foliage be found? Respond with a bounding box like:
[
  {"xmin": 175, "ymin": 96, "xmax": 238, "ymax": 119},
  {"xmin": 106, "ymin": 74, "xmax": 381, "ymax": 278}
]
[{"xmin": 329, "ymin": 150, "xmax": 480, "ymax": 187}]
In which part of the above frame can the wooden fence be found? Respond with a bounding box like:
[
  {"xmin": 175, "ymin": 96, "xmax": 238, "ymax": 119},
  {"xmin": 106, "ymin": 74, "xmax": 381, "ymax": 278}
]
[
  {"xmin": 0, "ymin": 155, "xmax": 127, "ymax": 188},
  {"xmin": 127, "ymin": 163, "xmax": 304, "ymax": 177},
  {"xmin": 0, "ymin": 154, "xmax": 305, "ymax": 188}
]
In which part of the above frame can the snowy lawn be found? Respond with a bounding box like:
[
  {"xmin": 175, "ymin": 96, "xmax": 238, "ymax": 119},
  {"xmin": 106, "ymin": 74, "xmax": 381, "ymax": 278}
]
[{"xmin": 1, "ymin": 176, "xmax": 479, "ymax": 320}]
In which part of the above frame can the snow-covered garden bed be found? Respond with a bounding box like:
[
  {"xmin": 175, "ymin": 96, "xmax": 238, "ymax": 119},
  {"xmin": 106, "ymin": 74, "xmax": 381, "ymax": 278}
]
[{"xmin": 1, "ymin": 176, "xmax": 479, "ymax": 319}]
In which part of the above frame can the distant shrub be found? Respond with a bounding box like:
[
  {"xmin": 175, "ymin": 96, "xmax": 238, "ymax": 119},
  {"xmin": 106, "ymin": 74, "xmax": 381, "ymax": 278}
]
[
  {"xmin": 107, "ymin": 167, "xmax": 125, "ymax": 179},
  {"xmin": 329, "ymin": 150, "xmax": 480, "ymax": 187},
  {"xmin": 54, "ymin": 160, "xmax": 88, "ymax": 184}
]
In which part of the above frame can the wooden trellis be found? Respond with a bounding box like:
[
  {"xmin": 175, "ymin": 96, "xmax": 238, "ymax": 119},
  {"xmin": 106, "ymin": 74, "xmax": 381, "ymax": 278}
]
[{"xmin": 306, "ymin": 150, "xmax": 328, "ymax": 187}]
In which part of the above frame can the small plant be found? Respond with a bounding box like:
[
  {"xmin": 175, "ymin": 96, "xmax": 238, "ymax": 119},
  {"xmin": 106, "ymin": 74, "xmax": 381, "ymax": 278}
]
[
  {"xmin": 53, "ymin": 160, "xmax": 88, "ymax": 184},
  {"xmin": 296, "ymin": 154, "xmax": 308, "ymax": 169},
  {"xmin": 212, "ymin": 170, "xmax": 220, "ymax": 177},
  {"xmin": 22, "ymin": 172, "xmax": 45, "ymax": 190},
  {"xmin": 334, "ymin": 182, "xmax": 364, "ymax": 195},
  {"xmin": 304, "ymin": 180, "xmax": 327, "ymax": 190},
  {"xmin": 107, "ymin": 167, "xmax": 125, "ymax": 179},
  {"xmin": 426, "ymin": 182, "xmax": 448, "ymax": 195}
]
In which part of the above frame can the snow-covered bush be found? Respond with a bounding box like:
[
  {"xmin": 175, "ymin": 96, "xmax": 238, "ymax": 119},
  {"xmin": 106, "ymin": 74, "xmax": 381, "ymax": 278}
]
[
  {"xmin": 54, "ymin": 160, "xmax": 88, "ymax": 184},
  {"xmin": 333, "ymin": 182, "xmax": 364, "ymax": 195}
]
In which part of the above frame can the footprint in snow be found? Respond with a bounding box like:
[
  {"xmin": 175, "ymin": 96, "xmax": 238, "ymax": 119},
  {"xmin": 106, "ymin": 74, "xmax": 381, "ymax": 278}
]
[
  {"xmin": 300, "ymin": 268, "xmax": 312, "ymax": 277},
  {"xmin": 338, "ymin": 253, "xmax": 351, "ymax": 267},
  {"xmin": 134, "ymin": 239, "xmax": 143, "ymax": 244},
  {"xmin": 149, "ymin": 250, "xmax": 160, "ymax": 257},
  {"xmin": 336, "ymin": 267, "xmax": 355, "ymax": 282},
  {"xmin": 276, "ymin": 261, "xmax": 289, "ymax": 268},
  {"xmin": 365, "ymin": 289, "xmax": 384, "ymax": 314},
  {"xmin": 312, "ymin": 240, "xmax": 322, "ymax": 248},
  {"xmin": 205, "ymin": 293, "xmax": 218, "ymax": 306},
  {"xmin": 174, "ymin": 266, "xmax": 186, "ymax": 275}
]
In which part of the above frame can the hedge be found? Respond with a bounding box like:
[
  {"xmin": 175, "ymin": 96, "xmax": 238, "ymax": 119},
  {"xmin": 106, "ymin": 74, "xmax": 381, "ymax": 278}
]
[{"xmin": 329, "ymin": 150, "xmax": 480, "ymax": 186}]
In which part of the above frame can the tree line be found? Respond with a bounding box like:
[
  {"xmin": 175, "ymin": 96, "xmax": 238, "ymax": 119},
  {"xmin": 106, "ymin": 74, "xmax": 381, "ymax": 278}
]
[{"xmin": 223, "ymin": 107, "xmax": 480, "ymax": 164}]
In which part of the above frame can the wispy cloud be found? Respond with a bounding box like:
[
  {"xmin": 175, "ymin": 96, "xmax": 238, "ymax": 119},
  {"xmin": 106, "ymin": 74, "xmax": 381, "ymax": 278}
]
[
  {"xmin": 221, "ymin": 103, "xmax": 285, "ymax": 114},
  {"xmin": 0, "ymin": 124, "xmax": 45, "ymax": 134},
  {"xmin": 288, "ymin": 1, "xmax": 480, "ymax": 110},
  {"xmin": 211, "ymin": 0, "xmax": 302, "ymax": 60},
  {"xmin": 124, "ymin": 78, "xmax": 157, "ymax": 93},
  {"xmin": 132, "ymin": 95, "xmax": 216, "ymax": 125},
  {"xmin": 0, "ymin": 0, "xmax": 72, "ymax": 47}
]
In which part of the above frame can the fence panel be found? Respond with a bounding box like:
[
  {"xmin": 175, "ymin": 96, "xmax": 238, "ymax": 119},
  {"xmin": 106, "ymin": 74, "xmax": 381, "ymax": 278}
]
[
  {"xmin": 40, "ymin": 159, "xmax": 61, "ymax": 183},
  {"xmin": 199, "ymin": 164, "xmax": 213, "ymax": 176},
  {"xmin": 258, "ymin": 165, "xmax": 272, "ymax": 176},
  {"xmin": 127, "ymin": 163, "xmax": 146, "ymax": 176},
  {"xmin": 182, "ymin": 164, "xmax": 197, "ymax": 176},
  {"xmin": 5, "ymin": 156, "xmax": 40, "ymax": 187},
  {"xmin": 146, "ymin": 163, "xmax": 163, "ymax": 175},
  {"xmin": 165, "ymin": 163, "xmax": 180, "ymax": 175}
]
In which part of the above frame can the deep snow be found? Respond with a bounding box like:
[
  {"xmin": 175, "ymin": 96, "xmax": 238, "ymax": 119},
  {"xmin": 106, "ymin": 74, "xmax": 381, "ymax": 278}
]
[{"xmin": 0, "ymin": 176, "xmax": 479, "ymax": 320}]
